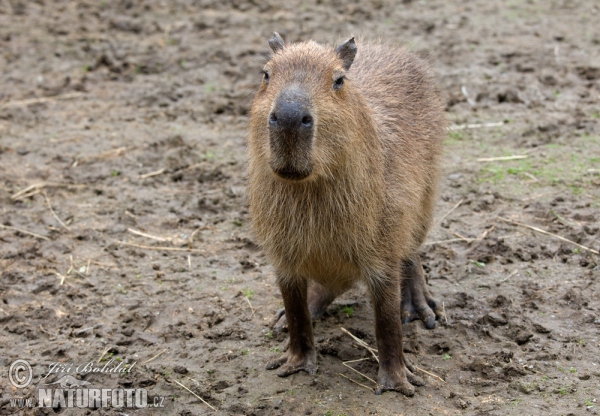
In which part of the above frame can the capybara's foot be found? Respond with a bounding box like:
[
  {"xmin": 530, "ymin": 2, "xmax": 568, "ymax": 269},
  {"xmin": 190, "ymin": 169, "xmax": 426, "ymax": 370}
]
[
  {"xmin": 401, "ymin": 258, "xmax": 441, "ymax": 329},
  {"xmin": 271, "ymin": 308, "xmax": 288, "ymax": 333},
  {"xmin": 375, "ymin": 360, "xmax": 424, "ymax": 396},
  {"xmin": 266, "ymin": 349, "xmax": 317, "ymax": 377}
]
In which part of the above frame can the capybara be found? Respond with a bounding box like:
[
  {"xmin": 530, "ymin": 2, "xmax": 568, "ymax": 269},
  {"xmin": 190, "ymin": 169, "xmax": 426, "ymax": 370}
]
[{"xmin": 247, "ymin": 32, "xmax": 447, "ymax": 396}]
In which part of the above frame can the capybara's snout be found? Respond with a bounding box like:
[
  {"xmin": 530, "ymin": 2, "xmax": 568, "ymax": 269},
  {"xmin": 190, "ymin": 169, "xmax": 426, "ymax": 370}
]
[{"xmin": 268, "ymin": 86, "xmax": 314, "ymax": 180}]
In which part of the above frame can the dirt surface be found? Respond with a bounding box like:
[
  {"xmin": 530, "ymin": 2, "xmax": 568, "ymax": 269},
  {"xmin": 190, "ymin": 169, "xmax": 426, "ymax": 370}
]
[{"xmin": 1, "ymin": 1, "xmax": 599, "ymax": 415}]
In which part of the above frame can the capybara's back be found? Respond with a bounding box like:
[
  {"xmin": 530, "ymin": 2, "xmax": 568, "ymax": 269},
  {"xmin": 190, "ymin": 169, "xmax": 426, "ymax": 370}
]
[{"xmin": 248, "ymin": 33, "xmax": 447, "ymax": 396}]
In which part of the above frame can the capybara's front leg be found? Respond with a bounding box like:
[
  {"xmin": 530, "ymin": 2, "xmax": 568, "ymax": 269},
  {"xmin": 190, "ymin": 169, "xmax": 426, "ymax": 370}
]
[
  {"xmin": 370, "ymin": 270, "xmax": 424, "ymax": 396},
  {"xmin": 272, "ymin": 281, "xmax": 338, "ymax": 333},
  {"xmin": 266, "ymin": 275, "xmax": 317, "ymax": 376}
]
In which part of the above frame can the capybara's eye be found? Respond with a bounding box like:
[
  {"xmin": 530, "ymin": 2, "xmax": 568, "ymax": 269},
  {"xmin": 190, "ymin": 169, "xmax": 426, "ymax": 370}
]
[
  {"xmin": 263, "ymin": 71, "xmax": 270, "ymax": 84},
  {"xmin": 333, "ymin": 76, "xmax": 345, "ymax": 89}
]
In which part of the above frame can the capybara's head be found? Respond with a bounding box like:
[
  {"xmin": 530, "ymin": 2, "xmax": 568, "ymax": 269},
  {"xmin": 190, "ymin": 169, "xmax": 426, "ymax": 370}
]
[{"xmin": 249, "ymin": 32, "xmax": 359, "ymax": 182}]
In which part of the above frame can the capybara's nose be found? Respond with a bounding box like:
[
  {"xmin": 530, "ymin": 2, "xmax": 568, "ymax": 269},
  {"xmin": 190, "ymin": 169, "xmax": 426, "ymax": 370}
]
[{"xmin": 269, "ymin": 87, "xmax": 313, "ymax": 135}]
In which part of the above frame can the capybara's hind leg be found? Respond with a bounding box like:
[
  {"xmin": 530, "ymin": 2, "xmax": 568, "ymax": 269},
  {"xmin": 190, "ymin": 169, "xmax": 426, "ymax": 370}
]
[
  {"xmin": 401, "ymin": 257, "xmax": 441, "ymax": 329},
  {"xmin": 273, "ymin": 282, "xmax": 337, "ymax": 332}
]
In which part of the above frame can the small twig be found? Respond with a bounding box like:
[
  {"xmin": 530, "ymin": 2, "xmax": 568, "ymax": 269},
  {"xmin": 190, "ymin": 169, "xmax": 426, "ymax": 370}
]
[
  {"xmin": 127, "ymin": 228, "xmax": 169, "ymax": 242},
  {"xmin": 43, "ymin": 191, "xmax": 70, "ymax": 230},
  {"xmin": 476, "ymin": 225, "xmax": 495, "ymax": 241},
  {"xmin": 498, "ymin": 217, "xmax": 598, "ymax": 255},
  {"xmin": 0, "ymin": 92, "xmax": 83, "ymax": 109},
  {"xmin": 497, "ymin": 269, "xmax": 519, "ymax": 285},
  {"xmin": 450, "ymin": 121, "xmax": 504, "ymax": 130},
  {"xmin": 39, "ymin": 325, "xmax": 57, "ymax": 337},
  {"xmin": 116, "ymin": 241, "xmax": 205, "ymax": 253},
  {"xmin": 0, "ymin": 224, "xmax": 50, "ymax": 241},
  {"xmin": 12, "ymin": 188, "xmax": 41, "ymax": 200},
  {"xmin": 75, "ymin": 323, "xmax": 104, "ymax": 336},
  {"xmin": 139, "ymin": 168, "xmax": 166, "ymax": 179},
  {"xmin": 188, "ymin": 225, "xmax": 208, "ymax": 249},
  {"xmin": 424, "ymin": 238, "xmax": 469, "ymax": 246},
  {"xmin": 342, "ymin": 362, "xmax": 378, "ymax": 386},
  {"xmin": 244, "ymin": 296, "xmax": 255, "ymax": 316},
  {"xmin": 73, "ymin": 146, "xmax": 132, "ymax": 166},
  {"xmin": 55, "ymin": 272, "xmax": 66, "ymax": 285},
  {"xmin": 11, "ymin": 183, "xmax": 44, "ymax": 200},
  {"xmin": 522, "ymin": 172, "xmax": 539, "ymax": 182},
  {"xmin": 173, "ymin": 380, "xmax": 216, "ymax": 412},
  {"xmin": 450, "ymin": 229, "xmax": 473, "ymax": 242},
  {"xmin": 477, "ymin": 155, "xmax": 528, "ymax": 162},
  {"xmin": 142, "ymin": 349, "xmax": 167, "ymax": 365},
  {"xmin": 67, "ymin": 255, "xmax": 74, "ymax": 276},
  {"xmin": 461, "ymin": 85, "xmax": 477, "ymax": 107},
  {"xmin": 97, "ymin": 347, "xmax": 111, "ymax": 363},
  {"xmin": 338, "ymin": 372, "xmax": 375, "ymax": 392},
  {"xmin": 437, "ymin": 198, "xmax": 464, "ymax": 224},
  {"xmin": 414, "ymin": 366, "xmax": 445, "ymax": 383},
  {"xmin": 86, "ymin": 259, "xmax": 91, "ymax": 275},
  {"xmin": 340, "ymin": 327, "xmax": 379, "ymax": 363},
  {"xmin": 187, "ymin": 255, "xmax": 191, "ymax": 271}
]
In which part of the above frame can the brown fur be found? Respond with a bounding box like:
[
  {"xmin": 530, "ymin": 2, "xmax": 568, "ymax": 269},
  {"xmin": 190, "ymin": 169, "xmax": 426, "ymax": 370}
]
[
  {"xmin": 249, "ymin": 39, "xmax": 446, "ymax": 290},
  {"xmin": 247, "ymin": 35, "xmax": 447, "ymax": 394}
]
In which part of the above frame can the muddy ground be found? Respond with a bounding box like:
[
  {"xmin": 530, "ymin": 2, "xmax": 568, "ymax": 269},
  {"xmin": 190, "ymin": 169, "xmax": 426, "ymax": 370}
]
[{"xmin": 1, "ymin": 0, "xmax": 599, "ymax": 415}]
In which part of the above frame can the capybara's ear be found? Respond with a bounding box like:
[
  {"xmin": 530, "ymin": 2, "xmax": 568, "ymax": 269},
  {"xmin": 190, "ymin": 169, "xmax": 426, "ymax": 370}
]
[
  {"xmin": 269, "ymin": 32, "xmax": 285, "ymax": 53},
  {"xmin": 335, "ymin": 37, "xmax": 357, "ymax": 70}
]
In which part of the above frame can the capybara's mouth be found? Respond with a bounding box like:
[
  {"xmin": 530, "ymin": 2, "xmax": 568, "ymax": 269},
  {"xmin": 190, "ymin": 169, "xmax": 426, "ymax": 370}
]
[{"xmin": 272, "ymin": 167, "xmax": 311, "ymax": 181}]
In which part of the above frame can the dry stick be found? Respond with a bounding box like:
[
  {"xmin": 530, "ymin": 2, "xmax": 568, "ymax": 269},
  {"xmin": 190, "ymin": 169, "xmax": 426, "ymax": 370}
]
[
  {"xmin": 74, "ymin": 146, "xmax": 132, "ymax": 166},
  {"xmin": 142, "ymin": 349, "xmax": 167, "ymax": 365},
  {"xmin": 56, "ymin": 272, "xmax": 66, "ymax": 286},
  {"xmin": 139, "ymin": 168, "xmax": 166, "ymax": 179},
  {"xmin": 13, "ymin": 189, "xmax": 41, "ymax": 201},
  {"xmin": 0, "ymin": 92, "xmax": 83, "ymax": 109},
  {"xmin": 0, "ymin": 224, "xmax": 50, "ymax": 241},
  {"xmin": 522, "ymin": 172, "xmax": 540, "ymax": 182},
  {"xmin": 477, "ymin": 155, "xmax": 528, "ymax": 162},
  {"xmin": 497, "ymin": 269, "xmax": 519, "ymax": 285},
  {"xmin": 424, "ymin": 237, "xmax": 468, "ymax": 246},
  {"xmin": 11, "ymin": 183, "xmax": 44, "ymax": 200},
  {"xmin": 437, "ymin": 198, "xmax": 464, "ymax": 225},
  {"xmin": 244, "ymin": 296, "xmax": 255, "ymax": 316},
  {"xmin": 337, "ymin": 372, "xmax": 375, "ymax": 392},
  {"xmin": 461, "ymin": 86, "xmax": 476, "ymax": 107},
  {"xmin": 340, "ymin": 327, "xmax": 379, "ymax": 363},
  {"xmin": 127, "ymin": 228, "xmax": 169, "ymax": 242},
  {"xmin": 341, "ymin": 330, "xmax": 446, "ymax": 384},
  {"xmin": 413, "ymin": 366, "xmax": 446, "ymax": 383},
  {"xmin": 173, "ymin": 380, "xmax": 216, "ymax": 412},
  {"xmin": 450, "ymin": 121, "xmax": 504, "ymax": 130},
  {"xmin": 97, "ymin": 347, "xmax": 111, "ymax": 364},
  {"xmin": 42, "ymin": 192, "xmax": 70, "ymax": 230},
  {"xmin": 341, "ymin": 362, "xmax": 378, "ymax": 386},
  {"xmin": 188, "ymin": 225, "xmax": 209, "ymax": 249},
  {"xmin": 117, "ymin": 240, "xmax": 205, "ymax": 253},
  {"xmin": 498, "ymin": 217, "xmax": 599, "ymax": 255},
  {"xmin": 75, "ymin": 323, "xmax": 104, "ymax": 336},
  {"xmin": 450, "ymin": 230, "xmax": 473, "ymax": 242},
  {"xmin": 476, "ymin": 225, "xmax": 495, "ymax": 241}
]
